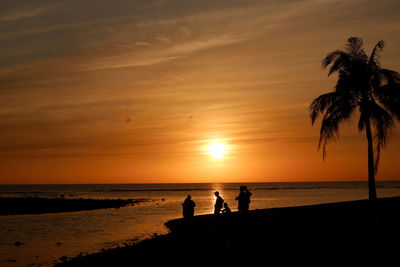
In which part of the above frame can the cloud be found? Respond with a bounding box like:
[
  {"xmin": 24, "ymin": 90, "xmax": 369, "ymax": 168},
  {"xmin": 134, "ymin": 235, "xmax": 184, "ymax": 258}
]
[
  {"xmin": 0, "ymin": 6, "xmax": 52, "ymax": 22},
  {"xmin": 79, "ymin": 34, "xmax": 249, "ymax": 71}
]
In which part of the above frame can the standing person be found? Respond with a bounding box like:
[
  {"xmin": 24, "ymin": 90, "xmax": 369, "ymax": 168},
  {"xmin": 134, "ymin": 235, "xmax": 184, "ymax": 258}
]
[
  {"xmin": 213, "ymin": 191, "xmax": 224, "ymax": 215},
  {"xmin": 182, "ymin": 195, "xmax": 196, "ymax": 218},
  {"xmin": 236, "ymin": 186, "xmax": 252, "ymax": 214}
]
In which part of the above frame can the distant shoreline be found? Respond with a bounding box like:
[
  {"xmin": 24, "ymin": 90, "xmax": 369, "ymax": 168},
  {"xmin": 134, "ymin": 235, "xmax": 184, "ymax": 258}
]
[
  {"xmin": 0, "ymin": 197, "xmax": 149, "ymax": 215},
  {"xmin": 1, "ymin": 180, "xmax": 400, "ymax": 185},
  {"xmin": 59, "ymin": 196, "xmax": 400, "ymax": 265}
]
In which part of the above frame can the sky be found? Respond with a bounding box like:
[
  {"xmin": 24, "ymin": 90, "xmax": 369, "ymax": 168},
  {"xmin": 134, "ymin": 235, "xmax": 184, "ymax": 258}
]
[{"xmin": 1, "ymin": 0, "xmax": 400, "ymax": 184}]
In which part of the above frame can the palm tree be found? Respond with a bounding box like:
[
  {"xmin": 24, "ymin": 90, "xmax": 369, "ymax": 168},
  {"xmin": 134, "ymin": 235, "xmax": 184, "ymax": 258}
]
[{"xmin": 309, "ymin": 37, "xmax": 400, "ymax": 200}]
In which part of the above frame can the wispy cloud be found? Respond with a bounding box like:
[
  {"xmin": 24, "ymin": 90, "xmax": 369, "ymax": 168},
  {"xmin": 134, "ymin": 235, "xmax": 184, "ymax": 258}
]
[
  {"xmin": 79, "ymin": 34, "xmax": 249, "ymax": 71},
  {"xmin": 0, "ymin": 6, "xmax": 52, "ymax": 22}
]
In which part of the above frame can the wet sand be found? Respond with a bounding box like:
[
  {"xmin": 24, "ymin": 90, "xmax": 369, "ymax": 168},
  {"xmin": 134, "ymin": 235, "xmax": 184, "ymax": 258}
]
[
  {"xmin": 0, "ymin": 197, "xmax": 148, "ymax": 215},
  {"xmin": 59, "ymin": 197, "xmax": 400, "ymax": 265}
]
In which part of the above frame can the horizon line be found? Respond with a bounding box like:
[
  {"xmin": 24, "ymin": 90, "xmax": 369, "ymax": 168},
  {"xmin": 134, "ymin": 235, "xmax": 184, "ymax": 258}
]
[{"xmin": 1, "ymin": 180, "xmax": 400, "ymax": 186}]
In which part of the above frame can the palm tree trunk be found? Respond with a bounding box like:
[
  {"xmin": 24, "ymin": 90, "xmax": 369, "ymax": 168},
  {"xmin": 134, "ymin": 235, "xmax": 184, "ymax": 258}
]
[{"xmin": 365, "ymin": 118, "xmax": 377, "ymax": 200}]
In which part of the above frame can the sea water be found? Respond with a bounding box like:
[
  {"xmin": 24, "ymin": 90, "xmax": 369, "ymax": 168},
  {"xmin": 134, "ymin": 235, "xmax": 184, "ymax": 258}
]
[{"xmin": 1, "ymin": 182, "xmax": 400, "ymax": 266}]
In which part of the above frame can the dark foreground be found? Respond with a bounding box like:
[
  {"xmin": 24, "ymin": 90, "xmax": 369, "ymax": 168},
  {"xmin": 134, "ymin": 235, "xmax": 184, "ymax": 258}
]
[
  {"xmin": 60, "ymin": 197, "xmax": 400, "ymax": 265},
  {"xmin": 0, "ymin": 197, "xmax": 148, "ymax": 215}
]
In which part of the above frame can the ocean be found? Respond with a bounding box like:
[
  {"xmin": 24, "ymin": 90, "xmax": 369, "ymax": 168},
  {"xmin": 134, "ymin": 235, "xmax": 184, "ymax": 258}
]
[{"xmin": 1, "ymin": 182, "xmax": 400, "ymax": 266}]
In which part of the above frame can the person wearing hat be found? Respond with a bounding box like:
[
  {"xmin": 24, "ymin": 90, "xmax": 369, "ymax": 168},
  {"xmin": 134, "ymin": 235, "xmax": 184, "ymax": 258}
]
[{"xmin": 213, "ymin": 191, "xmax": 224, "ymax": 215}]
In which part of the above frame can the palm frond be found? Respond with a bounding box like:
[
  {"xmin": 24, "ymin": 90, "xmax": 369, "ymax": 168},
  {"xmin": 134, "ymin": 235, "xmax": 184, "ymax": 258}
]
[
  {"xmin": 369, "ymin": 102, "xmax": 394, "ymax": 147},
  {"xmin": 379, "ymin": 69, "xmax": 400, "ymax": 85},
  {"xmin": 357, "ymin": 107, "xmax": 367, "ymax": 132},
  {"xmin": 346, "ymin": 37, "xmax": 364, "ymax": 54},
  {"xmin": 369, "ymin": 40, "xmax": 384, "ymax": 65},
  {"xmin": 318, "ymin": 101, "xmax": 356, "ymax": 159},
  {"xmin": 327, "ymin": 52, "xmax": 352, "ymax": 76},
  {"xmin": 375, "ymin": 84, "xmax": 400, "ymax": 121},
  {"xmin": 372, "ymin": 106, "xmax": 394, "ymax": 173},
  {"xmin": 360, "ymin": 101, "xmax": 395, "ymax": 173},
  {"xmin": 322, "ymin": 50, "xmax": 348, "ymax": 72},
  {"xmin": 309, "ymin": 92, "xmax": 338, "ymax": 124},
  {"xmin": 335, "ymin": 71, "xmax": 357, "ymax": 95}
]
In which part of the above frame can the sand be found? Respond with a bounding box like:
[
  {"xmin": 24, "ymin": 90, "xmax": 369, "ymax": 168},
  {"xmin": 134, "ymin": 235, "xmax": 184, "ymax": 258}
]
[{"xmin": 58, "ymin": 197, "xmax": 400, "ymax": 265}]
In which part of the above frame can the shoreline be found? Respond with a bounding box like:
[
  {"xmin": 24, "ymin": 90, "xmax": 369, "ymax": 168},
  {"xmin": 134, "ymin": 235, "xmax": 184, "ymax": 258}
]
[
  {"xmin": 0, "ymin": 197, "xmax": 150, "ymax": 215},
  {"xmin": 59, "ymin": 196, "xmax": 400, "ymax": 265}
]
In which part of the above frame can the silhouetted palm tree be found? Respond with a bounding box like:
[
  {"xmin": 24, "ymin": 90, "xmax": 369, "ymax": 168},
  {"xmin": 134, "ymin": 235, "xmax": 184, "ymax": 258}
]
[{"xmin": 310, "ymin": 37, "xmax": 400, "ymax": 200}]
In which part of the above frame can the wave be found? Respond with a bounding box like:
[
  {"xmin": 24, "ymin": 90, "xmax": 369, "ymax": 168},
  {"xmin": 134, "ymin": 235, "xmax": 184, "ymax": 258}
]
[
  {"xmin": 105, "ymin": 189, "xmax": 211, "ymax": 192},
  {"xmin": 0, "ymin": 191, "xmax": 47, "ymax": 194},
  {"xmin": 96, "ymin": 186, "xmax": 371, "ymax": 193},
  {"xmin": 254, "ymin": 186, "xmax": 361, "ymax": 191},
  {"xmin": 1, "ymin": 183, "xmax": 399, "ymax": 195}
]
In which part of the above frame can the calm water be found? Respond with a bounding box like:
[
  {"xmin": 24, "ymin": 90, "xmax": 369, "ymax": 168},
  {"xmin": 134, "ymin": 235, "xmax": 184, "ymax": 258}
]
[{"xmin": 1, "ymin": 182, "xmax": 400, "ymax": 266}]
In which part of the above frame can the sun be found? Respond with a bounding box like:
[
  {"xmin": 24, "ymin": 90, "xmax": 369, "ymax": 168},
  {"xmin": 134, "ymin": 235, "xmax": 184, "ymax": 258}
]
[{"xmin": 207, "ymin": 142, "xmax": 227, "ymax": 159}]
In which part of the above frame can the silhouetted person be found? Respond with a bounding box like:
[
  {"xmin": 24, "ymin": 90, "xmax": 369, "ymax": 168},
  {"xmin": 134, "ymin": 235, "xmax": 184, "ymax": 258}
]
[
  {"xmin": 214, "ymin": 191, "xmax": 224, "ymax": 215},
  {"xmin": 222, "ymin": 202, "xmax": 231, "ymax": 214},
  {"xmin": 182, "ymin": 195, "xmax": 196, "ymax": 218},
  {"xmin": 236, "ymin": 186, "xmax": 252, "ymax": 214}
]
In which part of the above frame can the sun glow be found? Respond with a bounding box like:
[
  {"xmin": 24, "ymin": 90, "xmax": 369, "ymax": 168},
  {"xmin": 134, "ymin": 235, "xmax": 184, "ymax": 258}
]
[{"xmin": 207, "ymin": 142, "xmax": 227, "ymax": 159}]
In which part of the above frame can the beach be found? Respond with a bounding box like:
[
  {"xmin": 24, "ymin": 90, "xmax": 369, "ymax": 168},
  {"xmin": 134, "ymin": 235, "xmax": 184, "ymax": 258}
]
[
  {"xmin": 59, "ymin": 196, "xmax": 400, "ymax": 265},
  {"xmin": 1, "ymin": 182, "xmax": 400, "ymax": 266}
]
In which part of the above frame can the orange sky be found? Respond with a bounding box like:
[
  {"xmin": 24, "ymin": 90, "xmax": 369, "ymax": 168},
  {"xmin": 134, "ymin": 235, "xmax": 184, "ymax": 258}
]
[{"xmin": 1, "ymin": 0, "xmax": 400, "ymax": 184}]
